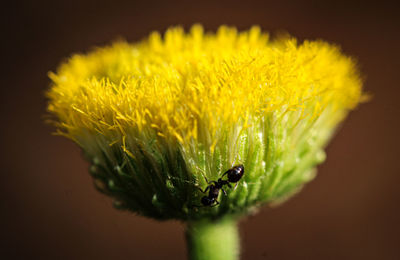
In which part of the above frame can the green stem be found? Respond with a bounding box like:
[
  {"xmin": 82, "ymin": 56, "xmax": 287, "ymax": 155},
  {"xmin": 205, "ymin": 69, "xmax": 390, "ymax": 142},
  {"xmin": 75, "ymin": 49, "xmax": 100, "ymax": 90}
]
[{"xmin": 186, "ymin": 217, "xmax": 240, "ymax": 260}]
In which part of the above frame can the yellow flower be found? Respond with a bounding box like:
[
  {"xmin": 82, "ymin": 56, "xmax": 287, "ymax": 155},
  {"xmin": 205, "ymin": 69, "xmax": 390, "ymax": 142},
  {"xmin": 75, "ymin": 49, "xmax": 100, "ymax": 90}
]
[{"xmin": 47, "ymin": 25, "xmax": 363, "ymax": 220}]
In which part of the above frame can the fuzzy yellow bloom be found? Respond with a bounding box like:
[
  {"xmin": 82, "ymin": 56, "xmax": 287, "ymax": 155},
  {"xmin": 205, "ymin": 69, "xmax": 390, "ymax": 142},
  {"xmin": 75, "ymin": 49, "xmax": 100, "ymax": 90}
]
[{"xmin": 47, "ymin": 25, "xmax": 362, "ymax": 221}]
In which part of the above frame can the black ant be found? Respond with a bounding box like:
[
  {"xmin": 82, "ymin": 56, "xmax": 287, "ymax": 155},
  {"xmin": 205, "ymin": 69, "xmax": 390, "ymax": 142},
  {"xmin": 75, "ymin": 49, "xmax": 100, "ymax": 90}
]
[{"xmin": 197, "ymin": 165, "xmax": 244, "ymax": 207}]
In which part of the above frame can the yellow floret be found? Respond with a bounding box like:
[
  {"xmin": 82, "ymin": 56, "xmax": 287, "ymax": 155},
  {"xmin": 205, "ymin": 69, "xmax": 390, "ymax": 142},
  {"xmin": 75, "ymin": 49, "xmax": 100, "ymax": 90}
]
[{"xmin": 47, "ymin": 25, "xmax": 362, "ymax": 149}]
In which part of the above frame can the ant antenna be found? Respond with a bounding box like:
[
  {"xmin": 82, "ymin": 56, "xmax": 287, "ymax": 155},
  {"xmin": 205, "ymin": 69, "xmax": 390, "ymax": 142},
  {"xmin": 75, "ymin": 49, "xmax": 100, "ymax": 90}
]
[{"xmin": 191, "ymin": 165, "xmax": 211, "ymax": 185}]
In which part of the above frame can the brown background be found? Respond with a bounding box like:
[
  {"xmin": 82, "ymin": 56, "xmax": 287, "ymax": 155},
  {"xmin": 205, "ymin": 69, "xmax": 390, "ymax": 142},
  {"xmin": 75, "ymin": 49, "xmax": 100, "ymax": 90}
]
[{"xmin": 2, "ymin": 0, "xmax": 400, "ymax": 259}]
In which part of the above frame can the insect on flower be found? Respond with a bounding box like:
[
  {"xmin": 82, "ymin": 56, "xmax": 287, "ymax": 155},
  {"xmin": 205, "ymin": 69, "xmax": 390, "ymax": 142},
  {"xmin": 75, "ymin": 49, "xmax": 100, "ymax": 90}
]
[{"xmin": 198, "ymin": 165, "xmax": 244, "ymax": 207}]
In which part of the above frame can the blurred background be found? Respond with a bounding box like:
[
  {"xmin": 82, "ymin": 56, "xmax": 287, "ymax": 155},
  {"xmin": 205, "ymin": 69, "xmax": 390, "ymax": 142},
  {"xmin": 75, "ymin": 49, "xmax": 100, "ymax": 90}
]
[{"xmin": 2, "ymin": 0, "xmax": 399, "ymax": 259}]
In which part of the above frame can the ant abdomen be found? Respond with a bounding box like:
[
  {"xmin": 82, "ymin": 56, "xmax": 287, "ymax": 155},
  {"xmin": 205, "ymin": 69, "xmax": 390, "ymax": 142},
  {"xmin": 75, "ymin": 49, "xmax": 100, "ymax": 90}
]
[{"xmin": 224, "ymin": 164, "xmax": 244, "ymax": 183}]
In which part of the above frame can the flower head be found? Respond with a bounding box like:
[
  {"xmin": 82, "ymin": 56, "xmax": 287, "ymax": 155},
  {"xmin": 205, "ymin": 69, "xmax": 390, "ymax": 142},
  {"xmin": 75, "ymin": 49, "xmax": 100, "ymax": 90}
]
[{"xmin": 47, "ymin": 25, "xmax": 363, "ymax": 220}]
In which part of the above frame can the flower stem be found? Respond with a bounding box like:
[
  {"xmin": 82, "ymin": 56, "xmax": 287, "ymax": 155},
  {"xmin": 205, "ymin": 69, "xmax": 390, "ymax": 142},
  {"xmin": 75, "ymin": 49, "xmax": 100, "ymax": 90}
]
[{"xmin": 186, "ymin": 217, "xmax": 240, "ymax": 260}]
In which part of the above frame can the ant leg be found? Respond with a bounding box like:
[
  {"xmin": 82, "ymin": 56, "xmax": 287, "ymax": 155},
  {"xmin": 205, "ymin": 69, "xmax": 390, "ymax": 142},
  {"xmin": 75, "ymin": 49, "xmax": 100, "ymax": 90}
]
[
  {"xmin": 221, "ymin": 188, "xmax": 227, "ymax": 196},
  {"xmin": 203, "ymin": 176, "xmax": 218, "ymax": 187},
  {"xmin": 233, "ymin": 182, "xmax": 238, "ymax": 190},
  {"xmin": 197, "ymin": 185, "xmax": 210, "ymax": 194},
  {"xmin": 193, "ymin": 165, "xmax": 206, "ymax": 175},
  {"xmin": 193, "ymin": 165, "xmax": 209, "ymax": 183},
  {"xmin": 211, "ymin": 200, "xmax": 220, "ymax": 207},
  {"xmin": 210, "ymin": 180, "xmax": 219, "ymax": 186},
  {"xmin": 201, "ymin": 175, "xmax": 215, "ymax": 186}
]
